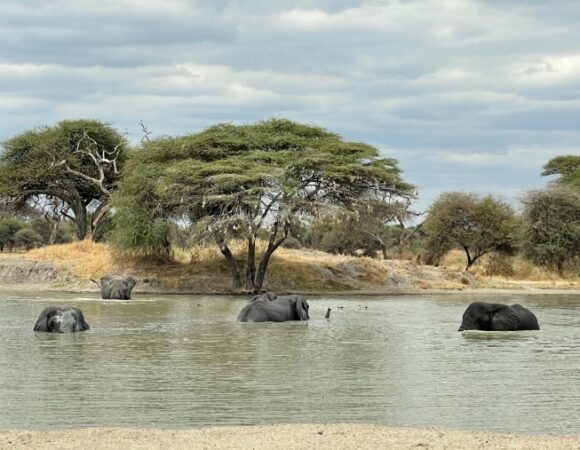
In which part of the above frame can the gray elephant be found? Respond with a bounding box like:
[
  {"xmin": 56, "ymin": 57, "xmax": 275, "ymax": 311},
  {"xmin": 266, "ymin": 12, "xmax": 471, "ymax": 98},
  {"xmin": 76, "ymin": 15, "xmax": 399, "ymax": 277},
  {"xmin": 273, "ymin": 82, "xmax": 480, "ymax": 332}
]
[
  {"xmin": 34, "ymin": 306, "xmax": 90, "ymax": 333},
  {"xmin": 458, "ymin": 302, "xmax": 540, "ymax": 331},
  {"xmin": 93, "ymin": 275, "xmax": 136, "ymax": 300},
  {"xmin": 237, "ymin": 293, "xmax": 310, "ymax": 322}
]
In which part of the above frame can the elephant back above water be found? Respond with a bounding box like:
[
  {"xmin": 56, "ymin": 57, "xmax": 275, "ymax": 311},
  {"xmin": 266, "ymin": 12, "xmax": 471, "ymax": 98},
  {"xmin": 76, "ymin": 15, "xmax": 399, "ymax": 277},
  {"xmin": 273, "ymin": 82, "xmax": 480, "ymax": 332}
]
[
  {"xmin": 458, "ymin": 301, "xmax": 540, "ymax": 331},
  {"xmin": 96, "ymin": 275, "xmax": 136, "ymax": 300},
  {"xmin": 237, "ymin": 293, "xmax": 310, "ymax": 322},
  {"xmin": 34, "ymin": 306, "xmax": 90, "ymax": 333}
]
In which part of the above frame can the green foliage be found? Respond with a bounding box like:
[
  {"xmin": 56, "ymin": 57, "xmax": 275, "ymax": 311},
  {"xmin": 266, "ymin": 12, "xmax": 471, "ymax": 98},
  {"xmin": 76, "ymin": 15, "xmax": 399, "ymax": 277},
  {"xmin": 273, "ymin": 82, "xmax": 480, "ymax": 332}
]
[
  {"xmin": 114, "ymin": 118, "xmax": 415, "ymax": 289},
  {"xmin": 111, "ymin": 161, "xmax": 170, "ymax": 257},
  {"xmin": 520, "ymin": 186, "xmax": 580, "ymax": 275},
  {"xmin": 0, "ymin": 217, "xmax": 24, "ymax": 251},
  {"xmin": 0, "ymin": 119, "xmax": 129, "ymax": 239},
  {"xmin": 29, "ymin": 218, "xmax": 73, "ymax": 245},
  {"xmin": 541, "ymin": 155, "xmax": 580, "ymax": 189},
  {"xmin": 13, "ymin": 228, "xmax": 43, "ymax": 250},
  {"xmin": 424, "ymin": 192, "xmax": 518, "ymax": 270}
]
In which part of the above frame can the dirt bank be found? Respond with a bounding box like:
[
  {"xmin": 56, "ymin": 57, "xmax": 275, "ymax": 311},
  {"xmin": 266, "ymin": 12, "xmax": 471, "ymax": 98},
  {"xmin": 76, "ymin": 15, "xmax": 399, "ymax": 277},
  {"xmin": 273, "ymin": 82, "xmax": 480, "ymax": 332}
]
[
  {"xmin": 1, "ymin": 424, "xmax": 578, "ymax": 450},
  {"xmin": 1, "ymin": 242, "xmax": 578, "ymax": 295}
]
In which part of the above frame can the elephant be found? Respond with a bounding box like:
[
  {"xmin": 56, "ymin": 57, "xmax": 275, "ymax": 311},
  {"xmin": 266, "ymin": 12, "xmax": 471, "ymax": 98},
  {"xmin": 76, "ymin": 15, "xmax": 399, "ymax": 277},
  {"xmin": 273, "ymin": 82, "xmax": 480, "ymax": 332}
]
[
  {"xmin": 33, "ymin": 306, "xmax": 90, "ymax": 333},
  {"xmin": 237, "ymin": 293, "xmax": 310, "ymax": 322},
  {"xmin": 458, "ymin": 302, "xmax": 540, "ymax": 331},
  {"xmin": 93, "ymin": 275, "xmax": 136, "ymax": 300}
]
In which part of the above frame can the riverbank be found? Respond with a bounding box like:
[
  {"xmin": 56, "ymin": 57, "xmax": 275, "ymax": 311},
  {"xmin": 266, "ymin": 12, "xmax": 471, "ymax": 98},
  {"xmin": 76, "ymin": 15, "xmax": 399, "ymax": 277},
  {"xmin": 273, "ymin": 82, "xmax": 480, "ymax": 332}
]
[
  {"xmin": 1, "ymin": 424, "xmax": 579, "ymax": 449},
  {"xmin": 1, "ymin": 241, "xmax": 578, "ymax": 295}
]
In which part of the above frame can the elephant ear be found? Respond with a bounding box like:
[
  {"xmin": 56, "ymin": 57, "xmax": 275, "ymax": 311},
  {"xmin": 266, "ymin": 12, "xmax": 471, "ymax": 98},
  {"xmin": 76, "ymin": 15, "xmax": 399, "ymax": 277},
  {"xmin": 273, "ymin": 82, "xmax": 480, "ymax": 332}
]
[
  {"xmin": 127, "ymin": 277, "xmax": 137, "ymax": 288},
  {"xmin": 33, "ymin": 309, "xmax": 51, "ymax": 332},
  {"xmin": 295, "ymin": 298, "xmax": 310, "ymax": 321},
  {"xmin": 491, "ymin": 306, "xmax": 520, "ymax": 331}
]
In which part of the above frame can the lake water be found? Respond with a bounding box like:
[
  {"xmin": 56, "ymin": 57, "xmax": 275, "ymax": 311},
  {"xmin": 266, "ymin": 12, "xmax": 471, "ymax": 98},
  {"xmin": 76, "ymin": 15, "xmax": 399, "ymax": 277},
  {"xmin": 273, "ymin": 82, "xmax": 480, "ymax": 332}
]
[{"xmin": 0, "ymin": 291, "xmax": 578, "ymax": 433}]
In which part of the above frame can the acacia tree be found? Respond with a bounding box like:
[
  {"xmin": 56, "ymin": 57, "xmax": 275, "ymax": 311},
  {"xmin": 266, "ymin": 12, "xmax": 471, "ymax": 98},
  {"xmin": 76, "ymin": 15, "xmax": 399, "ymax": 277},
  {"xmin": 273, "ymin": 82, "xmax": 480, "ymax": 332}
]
[
  {"xmin": 307, "ymin": 198, "xmax": 422, "ymax": 258},
  {"xmin": 520, "ymin": 187, "xmax": 580, "ymax": 275},
  {"xmin": 542, "ymin": 155, "xmax": 580, "ymax": 189},
  {"xmin": 424, "ymin": 192, "xmax": 517, "ymax": 271},
  {"xmin": 114, "ymin": 119, "xmax": 415, "ymax": 290},
  {"xmin": 0, "ymin": 120, "xmax": 129, "ymax": 240}
]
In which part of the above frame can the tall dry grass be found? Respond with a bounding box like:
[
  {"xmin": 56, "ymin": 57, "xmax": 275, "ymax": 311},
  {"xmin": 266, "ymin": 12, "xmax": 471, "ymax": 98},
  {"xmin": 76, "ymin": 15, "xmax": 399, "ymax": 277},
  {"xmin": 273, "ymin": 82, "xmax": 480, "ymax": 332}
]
[
  {"xmin": 26, "ymin": 241, "xmax": 116, "ymax": 279},
  {"xmin": 440, "ymin": 249, "xmax": 575, "ymax": 282},
  {"xmin": 20, "ymin": 241, "xmax": 579, "ymax": 291}
]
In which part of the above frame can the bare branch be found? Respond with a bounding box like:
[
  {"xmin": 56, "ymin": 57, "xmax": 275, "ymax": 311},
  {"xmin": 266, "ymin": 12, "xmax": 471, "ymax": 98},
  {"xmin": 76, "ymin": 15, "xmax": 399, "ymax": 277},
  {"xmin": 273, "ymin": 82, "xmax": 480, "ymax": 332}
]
[{"xmin": 140, "ymin": 120, "xmax": 152, "ymax": 144}]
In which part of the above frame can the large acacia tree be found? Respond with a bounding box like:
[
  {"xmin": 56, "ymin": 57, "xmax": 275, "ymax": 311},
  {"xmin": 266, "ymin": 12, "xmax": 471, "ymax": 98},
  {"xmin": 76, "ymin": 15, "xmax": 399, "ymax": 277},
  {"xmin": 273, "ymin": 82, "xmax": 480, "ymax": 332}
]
[
  {"xmin": 114, "ymin": 119, "xmax": 415, "ymax": 290},
  {"xmin": 0, "ymin": 120, "xmax": 129, "ymax": 240}
]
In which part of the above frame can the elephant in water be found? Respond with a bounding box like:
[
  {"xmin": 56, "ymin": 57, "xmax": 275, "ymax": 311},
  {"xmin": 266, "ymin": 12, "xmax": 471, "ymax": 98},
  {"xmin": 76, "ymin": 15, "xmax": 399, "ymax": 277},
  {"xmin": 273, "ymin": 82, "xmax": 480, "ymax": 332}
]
[
  {"xmin": 34, "ymin": 306, "xmax": 90, "ymax": 333},
  {"xmin": 458, "ymin": 302, "xmax": 540, "ymax": 331},
  {"xmin": 237, "ymin": 293, "xmax": 310, "ymax": 322},
  {"xmin": 93, "ymin": 275, "xmax": 136, "ymax": 300}
]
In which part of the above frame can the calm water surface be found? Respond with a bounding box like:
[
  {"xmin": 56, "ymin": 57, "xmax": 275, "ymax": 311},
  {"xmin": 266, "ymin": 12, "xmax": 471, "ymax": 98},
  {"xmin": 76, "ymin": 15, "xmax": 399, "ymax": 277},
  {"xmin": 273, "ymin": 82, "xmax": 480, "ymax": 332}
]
[{"xmin": 0, "ymin": 292, "xmax": 578, "ymax": 433}]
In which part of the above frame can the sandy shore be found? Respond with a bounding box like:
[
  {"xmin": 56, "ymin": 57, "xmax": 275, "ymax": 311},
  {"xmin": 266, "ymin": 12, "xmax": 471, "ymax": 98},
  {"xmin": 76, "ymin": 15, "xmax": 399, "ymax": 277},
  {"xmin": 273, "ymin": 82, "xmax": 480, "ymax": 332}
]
[{"xmin": 1, "ymin": 425, "xmax": 579, "ymax": 450}]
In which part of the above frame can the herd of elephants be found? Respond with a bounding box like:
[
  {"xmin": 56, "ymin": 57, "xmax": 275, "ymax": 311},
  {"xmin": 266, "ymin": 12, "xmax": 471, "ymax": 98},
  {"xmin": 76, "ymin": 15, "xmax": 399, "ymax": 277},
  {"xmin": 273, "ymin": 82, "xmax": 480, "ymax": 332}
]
[{"xmin": 32, "ymin": 274, "xmax": 541, "ymax": 334}]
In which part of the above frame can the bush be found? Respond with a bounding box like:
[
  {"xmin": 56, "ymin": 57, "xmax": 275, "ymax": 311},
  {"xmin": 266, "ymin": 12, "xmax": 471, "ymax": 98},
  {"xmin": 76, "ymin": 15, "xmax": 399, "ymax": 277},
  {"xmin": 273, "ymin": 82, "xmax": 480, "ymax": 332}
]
[
  {"xmin": 484, "ymin": 252, "xmax": 515, "ymax": 277},
  {"xmin": 520, "ymin": 187, "xmax": 580, "ymax": 275},
  {"xmin": 13, "ymin": 228, "xmax": 44, "ymax": 251}
]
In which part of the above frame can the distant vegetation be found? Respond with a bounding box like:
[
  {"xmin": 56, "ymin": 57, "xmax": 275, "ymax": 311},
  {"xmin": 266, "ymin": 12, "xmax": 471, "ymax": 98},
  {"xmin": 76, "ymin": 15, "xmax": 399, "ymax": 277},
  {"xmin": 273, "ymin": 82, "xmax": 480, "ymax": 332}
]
[{"xmin": 0, "ymin": 118, "xmax": 578, "ymax": 287}]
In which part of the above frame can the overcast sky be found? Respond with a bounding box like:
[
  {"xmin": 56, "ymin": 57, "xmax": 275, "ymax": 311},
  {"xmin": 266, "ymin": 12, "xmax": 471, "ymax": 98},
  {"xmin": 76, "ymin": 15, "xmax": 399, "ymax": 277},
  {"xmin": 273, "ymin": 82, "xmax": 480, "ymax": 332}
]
[{"xmin": 1, "ymin": 0, "xmax": 579, "ymax": 211}]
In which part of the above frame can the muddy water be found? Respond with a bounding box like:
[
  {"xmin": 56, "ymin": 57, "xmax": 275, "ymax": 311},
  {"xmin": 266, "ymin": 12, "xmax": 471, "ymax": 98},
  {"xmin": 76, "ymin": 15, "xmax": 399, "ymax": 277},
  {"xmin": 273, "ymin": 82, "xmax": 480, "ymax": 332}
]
[{"xmin": 0, "ymin": 292, "xmax": 578, "ymax": 433}]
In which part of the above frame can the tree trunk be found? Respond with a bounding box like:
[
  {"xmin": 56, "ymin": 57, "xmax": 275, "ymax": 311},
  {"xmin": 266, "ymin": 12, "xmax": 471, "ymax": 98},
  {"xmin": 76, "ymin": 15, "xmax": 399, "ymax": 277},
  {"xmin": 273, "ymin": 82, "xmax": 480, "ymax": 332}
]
[
  {"xmin": 254, "ymin": 246, "xmax": 275, "ymax": 291},
  {"xmin": 89, "ymin": 201, "xmax": 113, "ymax": 241},
  {"xmin": 463, "ymin": 246, "xmax": 474, "ymax": 271},
  {"xmin": 48, "ymin": 222, "xmax": 59, "ymax": 245},
  {"xmin": 381, "ymin": 244, "xmax": 388, "ymax": 260},
  {"xmin": 254, "ymin": 225, "xmax": 289, "ymax": 291},
  {"xmin": 245, "ymin": 237, "xmax": 256, "ymax": 291},
  {"xmin": 216, "ymin": 236, "xmax": 243, "ymax": 288}
]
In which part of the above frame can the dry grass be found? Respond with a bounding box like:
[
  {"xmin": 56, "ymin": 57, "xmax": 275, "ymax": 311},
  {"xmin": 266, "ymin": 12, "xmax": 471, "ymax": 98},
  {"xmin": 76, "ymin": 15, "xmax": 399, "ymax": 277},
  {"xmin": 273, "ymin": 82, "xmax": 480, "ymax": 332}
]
[
  {"xmin": 14, "ymin": 241, "xmax": 579, "ymax": 292},
  {"xmin": 440, "ymin": 249, "xmax": 580, "ymax": 289},
  {"xmin": 26, "ymin": 241, "xmax": 116, "ymax": 279}
]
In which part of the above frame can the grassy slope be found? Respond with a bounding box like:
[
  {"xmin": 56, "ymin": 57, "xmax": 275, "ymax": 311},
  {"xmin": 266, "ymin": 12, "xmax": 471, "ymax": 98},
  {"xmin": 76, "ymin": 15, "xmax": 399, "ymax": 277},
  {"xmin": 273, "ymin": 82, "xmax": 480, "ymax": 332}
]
[{"xmin": 8, "ymin": 241, "xmax": 577, "ymax": 294}]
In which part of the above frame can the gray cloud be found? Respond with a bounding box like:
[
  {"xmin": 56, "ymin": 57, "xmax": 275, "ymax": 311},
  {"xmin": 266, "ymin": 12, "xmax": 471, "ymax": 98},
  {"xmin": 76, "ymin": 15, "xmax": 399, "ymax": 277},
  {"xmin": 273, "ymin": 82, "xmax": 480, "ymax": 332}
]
[{"xmin": 1, "ymin": 0, "xmax": 579, "ymax": 212}]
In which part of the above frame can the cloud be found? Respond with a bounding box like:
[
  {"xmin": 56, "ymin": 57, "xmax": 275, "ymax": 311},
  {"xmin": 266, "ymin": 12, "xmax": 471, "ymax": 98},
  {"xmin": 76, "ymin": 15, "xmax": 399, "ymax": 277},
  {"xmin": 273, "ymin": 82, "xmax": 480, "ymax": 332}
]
[{"xmin": 0, "ymin": 0, "xmax": 579, "ymax": 212}]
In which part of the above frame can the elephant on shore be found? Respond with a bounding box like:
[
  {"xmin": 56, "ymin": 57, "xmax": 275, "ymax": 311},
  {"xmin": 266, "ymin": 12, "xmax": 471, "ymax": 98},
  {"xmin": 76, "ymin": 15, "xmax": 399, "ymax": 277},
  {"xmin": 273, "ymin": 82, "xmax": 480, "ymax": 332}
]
[
  {"xmin": 237, "ymin": 293, "xmax": 310, "ymax": 322},
  {"xmin": 93, "ymin": 275, "xmax": 136, "ymax": 300},
  {"xmin": 34, "ymin": 306, "xmax": 90, "ymax": 333},
  {"xmin": 458, "ymin": 302, "xmax": 540, "ymax": 331}
]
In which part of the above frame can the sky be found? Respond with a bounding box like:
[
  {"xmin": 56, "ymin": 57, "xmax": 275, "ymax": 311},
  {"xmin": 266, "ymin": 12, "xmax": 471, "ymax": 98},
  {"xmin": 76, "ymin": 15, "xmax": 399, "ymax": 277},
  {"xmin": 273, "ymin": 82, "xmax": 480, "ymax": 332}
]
[{"xmin": 1, "ymin": 0, "xmax": 579, "ymax": 212}]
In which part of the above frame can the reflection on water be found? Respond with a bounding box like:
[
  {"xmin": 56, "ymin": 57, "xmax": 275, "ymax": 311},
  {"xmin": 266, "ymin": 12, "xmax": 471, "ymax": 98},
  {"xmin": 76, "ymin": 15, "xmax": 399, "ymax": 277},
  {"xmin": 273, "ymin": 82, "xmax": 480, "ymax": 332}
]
[{"xmin": 0, "ymin": 292, "xmax": 578, "ymax": 433}]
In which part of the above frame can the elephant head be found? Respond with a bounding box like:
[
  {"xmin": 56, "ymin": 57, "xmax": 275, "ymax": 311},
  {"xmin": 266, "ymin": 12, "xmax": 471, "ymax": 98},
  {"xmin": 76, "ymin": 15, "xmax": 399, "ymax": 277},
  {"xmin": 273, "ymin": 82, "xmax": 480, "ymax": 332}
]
[
  {"xmin": 34, "ymin": 306, "xmax": 90, "ymax": 333},
  {"xmin": 96, "ymin": 275, "xmax": 137, "ymax": 300},
  {"xmin": 458, "ymin": 302, "xmax": 539, "ymax": 331}
]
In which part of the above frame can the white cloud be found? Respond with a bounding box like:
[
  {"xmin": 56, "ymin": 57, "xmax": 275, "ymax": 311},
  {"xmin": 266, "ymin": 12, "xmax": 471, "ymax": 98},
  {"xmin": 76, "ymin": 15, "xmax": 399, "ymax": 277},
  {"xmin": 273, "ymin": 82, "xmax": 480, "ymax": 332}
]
[{"xmin": 0, "ymin": 0, "xmax": 579, "ymax": 209}]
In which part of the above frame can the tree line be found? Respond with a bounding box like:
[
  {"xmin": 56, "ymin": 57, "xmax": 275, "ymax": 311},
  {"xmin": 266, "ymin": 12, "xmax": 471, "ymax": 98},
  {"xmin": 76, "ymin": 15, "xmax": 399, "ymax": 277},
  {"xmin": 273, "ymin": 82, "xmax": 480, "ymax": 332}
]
[{"xmin": 0, "ymin": 119, "xmax": 578, "ymax": 289}]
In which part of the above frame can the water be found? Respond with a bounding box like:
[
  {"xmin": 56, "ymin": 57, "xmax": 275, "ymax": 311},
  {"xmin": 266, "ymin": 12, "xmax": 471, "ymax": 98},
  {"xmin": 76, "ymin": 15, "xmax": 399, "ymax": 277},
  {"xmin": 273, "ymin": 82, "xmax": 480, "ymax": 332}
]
[{"xmin": 0, "ymin": 292, "xmax": 578, "ymax": 433}]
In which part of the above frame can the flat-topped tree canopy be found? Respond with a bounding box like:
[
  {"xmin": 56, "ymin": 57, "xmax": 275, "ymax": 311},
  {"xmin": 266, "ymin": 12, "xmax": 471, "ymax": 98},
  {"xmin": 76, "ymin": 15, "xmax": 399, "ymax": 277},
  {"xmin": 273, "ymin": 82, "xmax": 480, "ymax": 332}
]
[
  {"xmin": 114, "ymin": 118, "xmax": 415, "ymax": 290},
  {"xmin": 0, "ymin": 119, "xmax": 129, "ymax": 240}
]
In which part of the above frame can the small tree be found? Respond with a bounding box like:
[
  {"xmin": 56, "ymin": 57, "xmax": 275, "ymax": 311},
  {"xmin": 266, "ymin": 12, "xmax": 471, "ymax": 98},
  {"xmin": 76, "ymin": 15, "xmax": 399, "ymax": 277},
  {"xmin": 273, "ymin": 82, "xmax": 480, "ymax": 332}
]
[
  {"xmin": 424, "ymin": 192, "xmax": 517, "ymax": 271},
  {"xmin": 0, "ymin": 217, "xmax": 24, "ymax": 252},
  {"xmin": 13, "ymin": 228, "xmax": 44, "ymax": 251},
  {"xmin": 520, "ymin": 187, "xmax": 580, "ymax": 275}
]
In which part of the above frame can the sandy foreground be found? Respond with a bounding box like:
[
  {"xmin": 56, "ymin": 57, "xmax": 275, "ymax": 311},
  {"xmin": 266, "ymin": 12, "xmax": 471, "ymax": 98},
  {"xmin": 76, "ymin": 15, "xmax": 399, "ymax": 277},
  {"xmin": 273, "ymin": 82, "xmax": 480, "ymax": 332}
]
[{"xmin": 1, "ymin": 425, "xmax": 579, "ymax": 450}]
